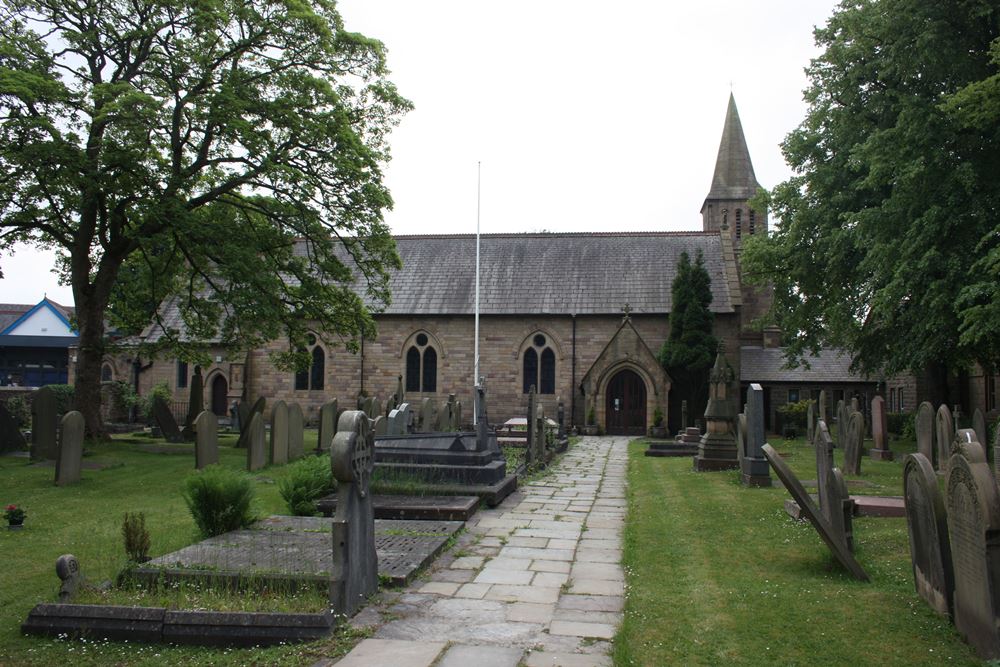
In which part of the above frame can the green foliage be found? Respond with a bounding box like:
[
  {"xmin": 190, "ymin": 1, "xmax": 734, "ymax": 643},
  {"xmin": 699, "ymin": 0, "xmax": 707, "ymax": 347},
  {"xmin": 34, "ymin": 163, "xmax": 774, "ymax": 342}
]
[
  {"xmin": 45, "ymin": 384, "xmax": 75, "ymax": 413},
  {"xmin": 652, "ymin": 407, "xmax": 664, "ymax": 427},
  {"xmin": 587, "ymin": 408, "xmax": 596, "ymax": 426},
  {"xmin": 183, "ymin": 465, "xmax": 257, "ymax": 538},
  {"xmin": 887, "ymin": 412, "xmax": 915, "ymax": 439},
  {"xmin": 121, "ymin": 512, "xmax": 151, "ymax": 562},
  {"xmin": 2, "ymin": 396, "xmax": 29, "ymax": 427},
  {"xmin": 741, "ymin": 1, "xmax": 1000, "ymax": 378},
  {"xmin": 777, "ymin": 399, "xmax": 810, "ymax": 428},
  {"xmin": 138, "ymin": 382, "xmax": 172, "ymax": 421},
  {"xmin": 277, "ymin": 455, "xmax": 335, "ymax": 516}
]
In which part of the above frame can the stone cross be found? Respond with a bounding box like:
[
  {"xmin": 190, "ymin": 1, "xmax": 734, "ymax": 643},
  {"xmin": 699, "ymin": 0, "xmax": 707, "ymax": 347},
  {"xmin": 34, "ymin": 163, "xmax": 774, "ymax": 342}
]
[
  {"xmin": 936, "ymin": 404, "xmax": 954, "ymax": 474},
  {"xmin": 329, "ymin": 410, "xmax": 377, "ymax": 617},
  {"xmin": 621, "ymin": 302, "xmax": 632, "ymax": 322},
  {"xmin": 903, "ymin": 452, "xmax": 954, "ymax": 617},
  {"xmin": 870, "ymin": 395, "xmax": 892, "ymax": 461},
  {"xmin": 317, "ymin": 399, "xmax": 338, "ymax": 455},
  {"xmin": 55, "ymin": 411, "xmax": 84, "ymax": 486},
  {"xmin": 526, "ymin": 385, "xmax": 538, "ymax": 465},
  {"xmin": 194, "ymin": 411, "xmax": 218, "ymax": 469},
  {"xmin": 287, "ymin": 403, "xmax": 305, "ymax": 461},
  {"xmin": 843, "ymin": 411, "xmax": 865, "ymax": 476},
  {"xmin": 31, "ymin": 385, "xmax": 58, "ymax": 460},
  {"xmin": 246, "ymin": 412, "xmax": 266, "ymax": 471},
  {"xmin": 916, "ymin": 401, "xmax": 935, "ymax": 463},
  {"xmin": 693, "ymin": 349, "xmax": 739, "ymax": 472},
  {"xmin": 269, "ymin": 400, "xmax": 289, "ymax": 465},
  {"xmin": 740, "ymin": 383, "xmax": 771, "ymax": 487}
]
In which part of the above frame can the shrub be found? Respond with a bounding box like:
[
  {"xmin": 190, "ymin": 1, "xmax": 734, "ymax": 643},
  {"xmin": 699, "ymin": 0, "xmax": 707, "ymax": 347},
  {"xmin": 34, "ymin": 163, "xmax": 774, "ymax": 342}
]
[
  {"xmin": 122, "ymin": 512, "xmax": 151, "ymax": 562},
  {"xmin": 46, "ymin": 384, "xmax": 75, "ymax": 413},
  {"xmin": 183, "ymin": 465, "xmax": 257, "ymax": 537},
  {"xmin": 653, "ymin": 407, "xmax": 664, "ymax": 427},
  {"xmin": 777, "ymin": 399, "xmax": 810, "ymax": 429},
  {"xmin": 139, "ymin": 382, "xmax": 172, "ymax": 422},
  {"xmin": 886, "ymin": 412, "xmax": 913, "ymax": 437},
  {"xmin": 587, "ymin": 408, "xmax": 596, "ymax": 426},
  {"xmin": 278, "ymin": 455, "xmax": 335, "ymax": 516},
  {"xmin": 3, "ymin": 396, "xmax": 30, "ymax": 427}
]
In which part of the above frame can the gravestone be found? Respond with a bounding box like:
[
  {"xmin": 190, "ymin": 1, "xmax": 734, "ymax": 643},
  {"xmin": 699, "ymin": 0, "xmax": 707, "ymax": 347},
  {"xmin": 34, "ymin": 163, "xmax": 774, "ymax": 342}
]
[
  {"xmin": 386, "ymin": 392, "xmax": 398, "ymax": 416},
  {"xmin": 373, "ymin": 416, "xmax": 387, "ymax": 436},
  {"xmin": 946, "ymin": 443, "xmax": 1000, "ymax": 659},
  {"xmin": 937, "ymin": 404, "xmax": 955, "ymax": 474},
  {"xmin": 818, "ymin": 390, "xmax": 827, "ymax": 425},
  {"xmin": 835, "ymin": 399, "xmax": 847, "ymax": 448},
  {"xmin": 236, "ymin": 397, "xmax": 265, "ymax": 449},
  {"xmin": 55, "ymin": 411, "xmax": 84, "ymax": 486},
  {"xmin": 903, "ymin": 452, "xmax": 954, "ymax": 617},
  {"xmin": 317, "ymin": 399, "xmax": 338, "ymax": 455},
  {"xmin": 237, "ymin": 401, "xmax": 251, "ymax": 433},
  {"xmin": 31, "ymin": 385, "xmax": 58, "ymax": 460},
  {"xmin": 453, "ymin": 401, "xmax": 463, "ymax": 431},
  {"xmin": 370, "ymin": 397, "xmax": 382, "ymax": 422},
  {"xmin": 681, "ymin": 400, "xmax": 688, "ymax": 430},
  {"xmin": 152, "ymin": 396, "xmax": 183, "ymax": 443},
  {"xmin": 870, "ymin": 395, "xmax": 892, "ymax": 460},
  {"xmin": 444, "ymin": 394, "xmax": 457, "ymax": 430},
  {"xmin": 741, "ymin": 383, "xmax": 771, "ymax": 487},
  {"xmin": 972, "ymin": 409, "xmax": 987, "ymax": 455},
  {"xmin": 535, "ymin": 401, "xmax": 546, "ymax": 460},
  {"xmin": 825, "ymin": 466, "xmax": 855, "ymax": 552},
  {"xmin": 182, "ymin": 366, "xmax": 203, "ymax": 441},
  {"xmin": 806, "ymin": 400, "xmax": 816, "ymax": 445},
  {"xmin": 694, "ymin": 349, "xmax": 740, "ymax": 472},
  {"xmin": 56, "ymin": 554, "xmax": 83, "ymax": 602},
  {"xmin": 0, "ymin": 402, "xmax": 27, "ymax": 452},
  {"xmin": 736, "ymin": 411, "xmax": 747, "ymax": 467},
  {"xmin": 194, "ymin": 411, "xmax": 218, "ymax": 469},
  {"xmin": 850, "ymin": 397, "xmax": 860, "ymax": 415},
  {"xmin": 287, "ymin": 403, "xmax": 305, "ymax": 461},
  {"xmin": 419, "ymin": 398, "xmax": 435, "ymax": 433},
  {"xmin": 269, "ymin": 401, "xmax": 289, "ymax": 465},
  {"xmin": 843, "ymin": 411, "xmax": 865, "ymax": 476},
  {"xmin": 762, "ymin": 443, "xmax": 870, "ymax": 581},
  {"xmin": 246, "ymin": 412, "xmax": 266, "ymax": 472},
  {"xmin": 916, "ymin": 401, "xmax": 935, "ymax": 463},
  {"xmin": 387, "ymin": 402, "xmax": 411, "ymax": 436},
  {"xmin": 526, "ymin": 386, "xmax": 538, "ymax": 465},
  {"xmin": 329, "ymin": 410, "xmax": 377, "ymax": 617},
  {"xmin": 395, "ymin": 374, "xmax": 404, "ymax": 404},
  {"xmin": 815, "ymin": 421, "xmax": 835, "ymax": 523},
  {"xmin": 435, "ymin": 397, "xmax": 451, "ymax": 432}
]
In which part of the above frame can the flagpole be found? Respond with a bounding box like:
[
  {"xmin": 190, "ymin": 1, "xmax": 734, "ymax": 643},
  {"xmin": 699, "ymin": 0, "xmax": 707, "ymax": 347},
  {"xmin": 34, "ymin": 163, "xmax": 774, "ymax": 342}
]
[{"xmin": 474, "ymin": 161, "xmax": 481, "ymax": 425}]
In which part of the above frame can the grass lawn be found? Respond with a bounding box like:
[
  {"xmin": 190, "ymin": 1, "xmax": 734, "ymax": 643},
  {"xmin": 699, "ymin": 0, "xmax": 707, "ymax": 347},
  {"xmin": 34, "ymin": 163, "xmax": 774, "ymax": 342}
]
[
  {"xmin": 0, "ymin": 430, "xmax": 369, "ymax": 666},
  {"xmin": 614, "ymin": 434, "xmax": 983, "ymax": 667}
]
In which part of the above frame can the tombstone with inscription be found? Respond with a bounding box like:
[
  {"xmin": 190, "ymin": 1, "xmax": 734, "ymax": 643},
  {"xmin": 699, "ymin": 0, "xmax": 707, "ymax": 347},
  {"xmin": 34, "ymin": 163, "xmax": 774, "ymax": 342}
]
[
  {"xmin": 372, "ymin": 415, "xmax": 387, "ymax": 436},
  {"xmin": 236, "ymin": 397, "xmax": 266, "ymax": 449},
  {"xmin": 287, "ymin": 403, "xmax": 305, "ymax": 461},
  {"xmin": 182, "ymin": 366, "xmax": 203, "ymax": 441},
  {"xmin": 814, "ymin": 421, "xmax": 835, "ymax": 522},
  {"xmin": 526, "ymin": 386, "xmax": 538, "ymax": 465},
  {"xmin": 453, "ymin": 400, "xmax": 463, "ymax": 431},
  {"xmin": 806, "ymin": 400, "xmax": 816, "ymax": 446},
  {"xmin": 903, "ymin": 452, "xmax": 954, "ymax": 617},
  {"xmin": 387, "ymin": 402, "xmax": 411, "ymax": 436},
  {"xmin": 741, "ymin": 383, "xmax": 771, "ymax": 487},
  {"xmin": 946, "ymin": 442, "xmax": 1000, "ymax": 659},
  {"xmin": 329, "ymin": 410, "xmax": 377, "ymax": 617},
  {"xmin": 936, "ymin": 404, "xmax": 955, "ymax": 474},
  {"xmin": 194, "ymin": 411, "xmax": 218, "ymax": 469},
  {"xmin": 870, "ymin": 395, "xmax": 892, "ymax": 461},
  {"xmin": 31, "ymin": 385, "xmax": 58, "ymax": 460},
  {"xmin": 843, "ymin": 411, "xmax": 865, "ymax": 475},
  {"xmin": 818, "ymin": 390, "xmax": 828, "ymax": 425},
  {"xmin": 0, "ymin": 402, "xmax": 26, "ymax": 452},
  {"xmin": 850, "ymin": 396, "xmax": 860, "ymax": 415},
  {"xmin": 972, "ymin": 409, "xmax": 987, "ymax": 456},
  {"xmin": 55, "ymin": 411, "xmax": 84, "ymax": 486},
  {"xmin": 419, "ymin": 398, "xmax": 435, "ymax": 434},
  {"xmin": 916, "ymin": 401, "xmax": 935, "ymax": 463},
  {"xmin": 825, "ymin": 465, "xmax": 855, "ymax": 552},
  {"xmin": 435, "ymin": 396, "xmax": 452, "ymax": 432},
  {"xmin": 317, "ymin": 399, "xmax": 338, "ymax": 455},
  {"xmin": 246, "ymin": 412, "xmax": 266, "ymax": 472},
  {"xmin": 694, "ymin": 349, "xmax": 739, "ymax": 472},
  {"xmin": 835, "ymin": 399, "xmax": 847, "ymax": 448},
  {"xmin": 269, "ymin": 400, "xmax": 289, "ymax": 465}
]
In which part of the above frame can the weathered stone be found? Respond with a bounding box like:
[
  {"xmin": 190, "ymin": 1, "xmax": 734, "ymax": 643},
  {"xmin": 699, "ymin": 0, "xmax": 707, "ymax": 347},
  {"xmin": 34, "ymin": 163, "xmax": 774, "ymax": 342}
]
[
  {"xmin": 946, "ymin": 442, "xmax": 1000, "ymax": 659},
  {"xmin": 806, "ymin": 400, "xmax": 815, "ymax": 445},
  {"xmin": 56, "ymin": 554, "xmax": 82, "ymax": 602},
  {"xmin": 246, "ymin": 412, "xmax": 266, "ymax": 471},
  {"xmin": 269, "ymin": 400, "xmax": 289, "ymax": 465},
  {"xmin": 916, "ymin": 401, "xmax": 935, "ymax": 463},
  {"xmin": 526, "ymin": 386, "xmax": 538, "ymax": 465},
  {"xmin": 152, "ymin": 395, "xmax": 183, "ymax": 443},
  {"xmin": 317, "ymin": 399, "xmax": 338, "ymax": 454},
  {"xmin": 31, "ymin": 385, "xmax": 58, "ymax": 460},
  {"xmin": 388, "ymin": 402, "xmax": 411, "ymax": 436},
  {"xmin": 741, "ymin": 383, "xmax": 771, "ymax": 487},
  {"xmin": 0, "ymin": 401, "xmax": 27, "ymax": 452},
  {"xmin": 454, "ymin": 401, "xmax": 463, "ymax": 431},
  {"xmin": 835, "ymin": 399, "xmax": 846, "ymax": 448},
  {"xmin": 818, "ymin": 390, "xmax": 827, "ymax": 425},
  {"xmin": 903, "ymin": 452, "xmax": 953, "ymax": 617},
  {"xmin": 850, "ymin": 397, "xmax": 860, "ymax": 415},
  {"xmin": 843, "ymin": 411, "xmax": 865, "ymax": 476},
  {"xmin": 762, "ymin": 443, "xmax": 870, "ymax": 581},
  {"xmin": 419, "ymin": 398, "xmax": 436, "ymax": 434},
  {"xmin": 182, "ymin": 366, "xmax": 203, "ymax": 441},
  {"xmin": 681, "ymin": 400, "xmax": 688, "ymax": 429},
  {"xmin": 194, "ymin": 411, "xmax": 218, "ymax": 469},
  {"xmin": 814, "ymin": 421, "xmax": 835, "ymax": 523},
  {"xmin": 972, "ymin": 409, "xmax": 987, "ymax": 456},
  {"xmin": 287, "ymin": 403, "xmax": 304, "ymax": 461},
  {"xmin": 436, "ymin": 397, "xmax": 452, "ymax": 432},
  {"xmin": 237, "ymin": 401, "xmax": 250, "ymax": 433},
  {"xmin": 55, "ymin": 411, "xmax": 84, "ymax": 486},
  {"xmin": 736, "ymin": 411, "xmax": 746, "ymax": 467},
  {"xmin": 937, "ymin": 404, "xmax": 955, "ymax": 474},
  {"xmin": 329, "ymin": 411, "xmax": 378, "ymax": 617},
  {"xmin": 373, "ymin": 416, "xmax": 388, "ymax": 436},
  {"xmin": 236, "ymin": 397, "xmax": 265, "ymax": 449},
  {"xmin": 694, "ymin": 349, "xmax": 739, "ymax": 472},
  {"xmin": 826, "ymin": 466, "xmax": 854, "ymax": 552},
  {"xmin": 869, "ymin": 395, "xmax": 891, "ymax": 461},
  {"xmin": 370, "ymin": 397, "xmax": 382, "ymax": 421}
]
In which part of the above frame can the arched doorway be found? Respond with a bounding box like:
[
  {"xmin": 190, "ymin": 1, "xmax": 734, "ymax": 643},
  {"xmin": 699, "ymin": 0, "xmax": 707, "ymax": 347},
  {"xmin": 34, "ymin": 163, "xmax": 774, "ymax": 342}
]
[
  {"xmin": 606, "ymin": 369, "xmax": 647, "ymax": 435},
  {"xmin": 211, "ymin": 375, "xmax": 228, "ymax": 417}
]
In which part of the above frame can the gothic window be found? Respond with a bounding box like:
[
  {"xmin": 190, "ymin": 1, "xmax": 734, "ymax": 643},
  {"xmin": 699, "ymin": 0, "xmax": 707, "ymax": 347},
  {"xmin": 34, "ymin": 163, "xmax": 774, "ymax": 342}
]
[
  {"xmin": 101, "ymin": 363, "xmax": 113, "ymax": 382},
  {"xmin": 749, "ymin": 209, "xmax": 756, "ymax": 235},
  {"xmin": 294, "ymin": 334, "xmax": 325, "ymax": 391},
  {"xmin": 177, "ymin": 360, "xmax": 188, "ymax": 389},
  {"xmin": 523, "ymin": 333, "xmax": 556, "ymax": 394},
  {"xmin": 735, "ymin": 209, "xmax": 742, "ymax": 240},
  {"xmin": 405, "ymin": 332, "xmax": 437, "ymax": 393}
]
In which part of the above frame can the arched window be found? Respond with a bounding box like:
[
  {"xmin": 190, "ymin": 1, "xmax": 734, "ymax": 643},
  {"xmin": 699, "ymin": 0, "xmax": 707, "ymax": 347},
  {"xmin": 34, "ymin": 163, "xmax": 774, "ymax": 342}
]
[
  {"xmin": 405, "ymin": 332, "xmax": 438, "ymax": 393},
  {"xmin": 100, "ymin": 363, "xmax": 113, "ymax": 382},
  {"xmin": 735, "ymin": 209, "xmax": 742, "ymax": 240},
  {"xmin": 748, "ymin": 209, "xmax": 756, "ymax": 235},
  {"xmin": 523, "ymin": 333, "xmax": 556, "ymax": 394},
  {"xmin": 294, "ymin": 334, "xmax": 325, "ymax": 391}
]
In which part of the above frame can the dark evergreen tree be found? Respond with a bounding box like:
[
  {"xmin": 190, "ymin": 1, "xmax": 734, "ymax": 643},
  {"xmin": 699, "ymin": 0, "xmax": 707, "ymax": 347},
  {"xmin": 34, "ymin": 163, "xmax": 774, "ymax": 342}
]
[{"xmin": 660, "ymin": 250, "xmax": 717, "ymax": 430}]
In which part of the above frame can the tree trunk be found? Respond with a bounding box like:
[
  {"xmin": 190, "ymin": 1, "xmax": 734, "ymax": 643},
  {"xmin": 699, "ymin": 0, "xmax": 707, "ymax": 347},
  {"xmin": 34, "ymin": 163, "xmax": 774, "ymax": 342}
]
[{"xmin": 73, "ymin": 292, "xmax": 110, "ymax": 440}]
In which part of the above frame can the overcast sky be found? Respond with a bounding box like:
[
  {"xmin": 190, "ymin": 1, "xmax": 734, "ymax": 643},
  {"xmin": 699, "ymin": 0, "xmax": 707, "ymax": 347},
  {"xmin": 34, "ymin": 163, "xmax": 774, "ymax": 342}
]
[{"xmin": 0, "ymin": 0, "xmax": 839, "ymax": 307}]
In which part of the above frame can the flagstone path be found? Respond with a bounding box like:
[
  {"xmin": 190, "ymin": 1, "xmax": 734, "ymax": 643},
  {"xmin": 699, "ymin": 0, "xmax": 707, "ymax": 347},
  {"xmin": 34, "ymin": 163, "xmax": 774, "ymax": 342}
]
[{"xmin": 323, "ymin": 435, "xmax": 628, "ymax": 667}]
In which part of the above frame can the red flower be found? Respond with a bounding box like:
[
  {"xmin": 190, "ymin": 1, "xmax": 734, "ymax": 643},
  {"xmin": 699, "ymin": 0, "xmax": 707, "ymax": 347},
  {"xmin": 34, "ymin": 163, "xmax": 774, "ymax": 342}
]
[{"xmin": 5, "ymin": 504, "xmax": 16, "ymax": 511}]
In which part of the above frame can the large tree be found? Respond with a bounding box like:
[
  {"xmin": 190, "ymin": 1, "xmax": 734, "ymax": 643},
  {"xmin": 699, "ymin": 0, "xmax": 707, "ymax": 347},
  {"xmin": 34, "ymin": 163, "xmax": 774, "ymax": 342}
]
[
  {"xmin": 0, "ymin": 0, "xmax": 411, "ymax": 435},
  {"xmin": 741, "ymin": 0, "xmax": 1000, "ymax": 392},
  {"xmin": 660, "ymin": 250, "xmax": 717, "ymax": 430}
]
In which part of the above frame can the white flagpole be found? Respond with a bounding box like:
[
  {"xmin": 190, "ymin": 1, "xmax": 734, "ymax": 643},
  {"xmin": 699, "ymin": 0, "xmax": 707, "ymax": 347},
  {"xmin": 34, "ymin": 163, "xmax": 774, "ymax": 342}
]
[{"xmin": 474, "ymin": 161, "xmax": 481, "ymax": 425}]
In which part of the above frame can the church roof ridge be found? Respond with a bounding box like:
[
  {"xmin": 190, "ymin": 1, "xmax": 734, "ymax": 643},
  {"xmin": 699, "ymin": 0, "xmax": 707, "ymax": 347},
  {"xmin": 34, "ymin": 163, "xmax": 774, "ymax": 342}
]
[
  {"xmin": 391, "ymin": 231, "xmax": 718, "ymax": 240},
  {"xmin": 704, "ymin": 93, "xmax": 760, "ymax": 203}
]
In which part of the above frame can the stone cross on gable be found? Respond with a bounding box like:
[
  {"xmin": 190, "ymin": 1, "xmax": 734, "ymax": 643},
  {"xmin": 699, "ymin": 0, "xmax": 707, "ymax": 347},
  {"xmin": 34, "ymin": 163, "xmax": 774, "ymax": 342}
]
[{"xmin": 621, "ymin": 303, "xmax": 632, "ymax": 322}]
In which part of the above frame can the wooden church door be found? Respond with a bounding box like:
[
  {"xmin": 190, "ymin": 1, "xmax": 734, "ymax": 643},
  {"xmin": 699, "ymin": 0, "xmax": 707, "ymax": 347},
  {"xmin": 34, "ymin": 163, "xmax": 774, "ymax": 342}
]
[{"xmin": 606, "ymin": 369, "xmax": 647, "ymax": 435}]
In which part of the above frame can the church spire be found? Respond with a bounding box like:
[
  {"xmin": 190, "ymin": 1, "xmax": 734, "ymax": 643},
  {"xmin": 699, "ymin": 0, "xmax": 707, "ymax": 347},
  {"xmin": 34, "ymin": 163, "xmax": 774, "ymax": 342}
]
[{"xmin": 704, "ymin": 93, "xmax": 759, "ymax": 203}]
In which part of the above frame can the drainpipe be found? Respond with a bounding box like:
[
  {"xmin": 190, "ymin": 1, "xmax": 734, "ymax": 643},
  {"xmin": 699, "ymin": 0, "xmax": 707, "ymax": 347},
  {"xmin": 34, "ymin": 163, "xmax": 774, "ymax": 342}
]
[
  {"xmin": 571, "ymin": 314, "xmax": 577, "ymax": 427},
  {"xmin": 359, "ymin": 335, "xmax": 365, "ymax": 397}
]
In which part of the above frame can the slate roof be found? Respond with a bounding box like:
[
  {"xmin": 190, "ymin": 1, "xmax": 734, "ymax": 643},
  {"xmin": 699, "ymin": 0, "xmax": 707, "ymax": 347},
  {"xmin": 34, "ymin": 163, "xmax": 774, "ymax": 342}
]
[
  {"xmin": 740, "ymin": 347, "xmax": 874, "ymax": 384},
  {"xmin": 703, "ymin": 93, "xmax": 760, "ymax": 203},
  {"xmin": 0, "ymin": 299, "xmax": 74, "ymax": 333}
]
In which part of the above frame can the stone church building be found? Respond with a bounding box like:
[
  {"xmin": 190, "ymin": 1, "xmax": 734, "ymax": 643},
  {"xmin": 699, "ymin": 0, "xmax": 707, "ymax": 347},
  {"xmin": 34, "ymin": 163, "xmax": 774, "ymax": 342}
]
[{"xmin": 97, "ymin": 95, "xmax": 881, "ymax": 435}]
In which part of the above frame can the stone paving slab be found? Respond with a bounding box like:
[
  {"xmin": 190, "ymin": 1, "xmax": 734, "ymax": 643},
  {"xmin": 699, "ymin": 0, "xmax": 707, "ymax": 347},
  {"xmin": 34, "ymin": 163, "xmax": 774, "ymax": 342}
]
[
  {"xmin": 438, "ymin": 644, "xmax": 523, "ymax": 667},
  {"xmin": 332, "ymin": 638, "xmax": 445, "ymax": 667}
]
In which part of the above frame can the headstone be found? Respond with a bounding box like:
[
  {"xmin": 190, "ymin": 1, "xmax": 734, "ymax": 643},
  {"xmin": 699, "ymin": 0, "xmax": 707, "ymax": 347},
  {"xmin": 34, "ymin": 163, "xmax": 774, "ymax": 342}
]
[
  {"xmin": 182, "ymin": 366, "xmax": 203, "ymax": 441},
  {"xmin": 818, "ymin": 390, "xmax": 827, "ymax": 425},
  {"xmin": 806, "ymin": 400, "xmax": 816, "ymax": 445},
  {"xmin": 736, "ymin": 412, "xmax": 747, "ymax": 467},
  {"xmin": 152, "ymin": 396, "xmax": 183, "ymax": 443},
  {"xmin": 235, "ymin": 397, "xmax": 265, "ymax": 449},
  {"xmin": 826, "ymin": 466, "xmax": 855, "ymax": 552},
  {"xmin": 946, "ymin": 443, "xmax": 1000, "ymax": 659},
  {"xmin": 762, "ymin": 443, "xmax": 870, "ymax": 582},
  {"xmin": 850, "ymin": 397, "xmax": 860, "ymax": 415},
  {"xmin": 329, "ymin": 410, "xmax": 377, "ymax": 617},
  {"xmin": 526, "ymin": 386, "xmax": 538, "ymax": 465},
  {"xmin": 386, "ymin": 393, "xmax": 398, "ymax": 416},
  {"xmin": 681, "ymin": 400, "xmax": 688, "ymax": 430},
  {"xmin": 903, "ymin": 452, "xmax": 954, "ymax": 617},
  {"xmin": 370, "ymin": 397, "xmax": 382, "ymax": 422},
  {"xmin": 870, "ymin": 395, "xmax": 892, "ymax": 461},
  {"xmin": 194, "ymin": 411, "xmax": 218, "ymax": 469},
  {"xmin": 56, "ymin": 554, "xmax": 82, "ymax": 602},
  {"xmin": 373, "ymin": 415, "xmax": 387, "ymax": 436},
  {"xmin": 445, "ymin": 394, "xmax": 457, "ymax": 429},
  {"xmin": 535, "ymin": 401, "xmax": 546, "ymax": 461},
  {"xmin": 843, "ymin": 411, "xmax": 865, "ymax": 475},
  {"xmin": 237, "ymin": 401, "xmax": 251, "ymax": 433},
  {"xmin": 916, "ymin": 401, "xmax": 935, "ymax": 463},
  {"xmin": 31, "ymin": 386, "xmax": 58, "ymax": 460},
  {"xmin": 246, "ymin": 412, "xmax": 266, "ymax": 471},
  {"xmin": 0, "ymin": 402, "xmax": 27, "ymax": 452},
  {"xmin": 317, "ymin": 399, "xmax": 338, "ymax": 455},
  {"xmin": 814, "ymin": 421, "xmax": 835, "ymax": 523},
  {"xmin": 419, "ymin": 398, "xmax": 435, "ymax": 433},
  {"xmin": 54, "ymin": 411, "xmax": 84, "ymax": 486},
  {"xmin": 395, "ymin": 375, "xmax": 404, "ymax": 404},
  {"xmin": 287, "ymin": 403, "xmax": 305, "ymax": 461},
  {"xmin": 741, "ymin": 383, "xmax": 771, "ymax": 487},
  {"xmin": 435, "ymin": 397, "xmax": 451, "ymax": 432},
  {"xmin": 972, "ymin": 409, "xmax": 987, "ymax": 455},
  {"xmin": 269, "ymin": 400, "xmax": 289, "ymax": 465},
  {"xmin": 693, "ymin": 349, "xmax": 740, "ymax": 472},
  {"xmin": 387, "ymin": 402, "xmax": 411, "ymax": 436},
  {"xmin": 835, "ymin": 399, "xmax": 847, "ymax": 448},
  {"xmin": 936, "ymin": 404, "xmax": 955, "ymax": 474},
  {"xmin": 229, "ymin": 402, "xmax": 241, "ymax": 432}
]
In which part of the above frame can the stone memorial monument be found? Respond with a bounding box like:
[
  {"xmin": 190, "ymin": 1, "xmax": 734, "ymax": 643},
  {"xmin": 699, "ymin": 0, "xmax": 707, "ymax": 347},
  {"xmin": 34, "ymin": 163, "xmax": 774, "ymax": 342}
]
[
  {"xmin": 152, "ymin": 395, "xmax": 183, "ymax": 443},
  {"xmin": 182, "ymin": 366, "xmax": 203, "ymax": 441},
  {"xmin": 246, "ymin": 412, "xmax": 266, "ymax": 472},
  {"xmin": 387, "ymin": 402, "xmax": 411, "ymax": 436},
  {"xmin": 372, "ymin": 416, "xmax": 387, "ymax": 436},
  {"xmin": 972, "ymin": 409, "xmax": 987, "ymax": 455},
  {"xmin": 806, "ymin": 400, "xmax": 816, "ymax": 445},
  {"xmin": 741, "ymin": 383, "xmax": 771, "ymax": 487},
  {"xmin": 287, "ymin": 403, "xmax": 305, "ymax": 461},
  {"xmin": 269, "ymin": 400, "xmax": 289, "ymax": 465},
  {"xmin": 453, "ymin": 400, "xmax": 463, "ymax": 431},
  {"xmin": 194, "ymin": 411, "xmax": 218, "ymax": 469},
  {"xmin": 329, "ymin": 410, "xmax": 377, "ymax": 617},
  {"xmin": 55, "ymin": 411, "xmax": 84, "ymax": 486},
  {"xmin": 31, "ymin": 385, "xmax": 58, "ymax": 460},
  {"xmin": 870, "ymin": 395, "xmax": 892, "ymax": 461},
  {"xmin": 317, "ymin": 399, "xmax": 338, "ymax": 455},
  {"xmin": 825, "ymin": 465, "xmax": 855, "ymax": 552},
  {"xmin": 236, "ymin": 397, "xmax": 265, "ymax": 449},
  {"xmin": 903, "ymin": 452, "xmax": 954, "ymax": 617},
  {"xmin": 916, "ymin": 401, "xmax": 935, "ymax": 463},
  {"xmin": 814, "ymin": 421, "xmax": 835, "ymax": 524},
  {"xmin": 694, "ymin": 349, "xmax": 739, "ymax": 472},
  {"xmin": 843, "ymin": 411, "xmax": 865, "ymax": 475},
  {"xmin": 818, "ymin": 390, "xmax": 827, "ymax": 425},
  {"xmin": 419, "ymin": 398, "xmax": 435, "ymax": 434},
  {"xmin": 835, "ymin": 399, "xmax": 847, "ymax": 448},
  {"xmin": 936, "ymin": 404, "xmax": 955, "ymax": 474}
]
